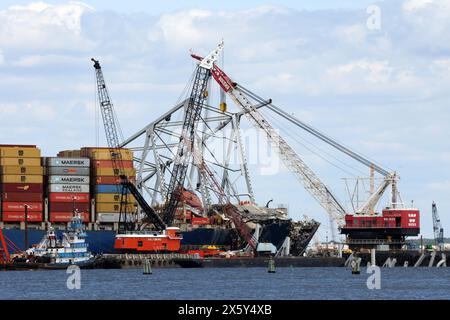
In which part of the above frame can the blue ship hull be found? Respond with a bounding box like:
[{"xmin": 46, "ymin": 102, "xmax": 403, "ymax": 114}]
[{"xmin": 2, "ymin": 228, "xmax": 236, "ymax": 254}]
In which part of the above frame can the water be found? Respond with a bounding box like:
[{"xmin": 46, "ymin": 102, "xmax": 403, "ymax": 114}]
[{"xmin": 0, "ymin": 268, "xmax": 449, "ymax": 300}]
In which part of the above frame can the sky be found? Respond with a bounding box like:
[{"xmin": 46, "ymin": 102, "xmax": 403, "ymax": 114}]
[{"xmin": 0, "ymin": 0, "xmax": 450, "ymax": 239}]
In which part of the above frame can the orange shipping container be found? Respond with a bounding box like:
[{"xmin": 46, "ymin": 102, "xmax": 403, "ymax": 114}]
[
  {"xmin": 1, "ymin": 175, "xmax": 43, "ymax": 184},
  {"xmin": 0, "ymin": 147, "xmax": 41, "ymax": 158},
  {"xmin": 96, "ymin": 203, "xmax": 135, "ymax": 213},
  {"xmin": 92, "ymin": 160, "xmax": 134, "ymax": 168},
  {"xmin": 0, "ymin": 166, "xmax": 43, "ymax": 175},
  {"xmin": 0, "ymin": 158, "xmax": 41, "ymax": 166},
  {"xmin": 94, "ymin": 176, "xmax": 136, "ymax": 185},
  {"xmin": 93, "ymin": 168, "xmax": 136, "ymax": 177},
  {"xmin": 96, "ymin": 194, "xmax": 135, "ymax": 203},
  {"xmin": 89, "ymin": 151, "xmax": 133, "ymax": 161}
]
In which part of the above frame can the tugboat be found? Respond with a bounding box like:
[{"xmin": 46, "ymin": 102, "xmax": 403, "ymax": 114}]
[
  {"xmin": 25, "ymin": 210, "xmax": 94, "ymax": 266},
  {"xmin": 8, "ymin": 210, "xmax": 121, "ymax": 270}
]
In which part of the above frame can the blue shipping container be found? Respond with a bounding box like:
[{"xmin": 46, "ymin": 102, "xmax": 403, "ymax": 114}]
[{"xmin": 96, "ymin": 184, "xmax": 131, "ymax": 194}]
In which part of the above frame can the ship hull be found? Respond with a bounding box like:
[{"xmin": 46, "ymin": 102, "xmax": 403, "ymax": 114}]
[{"xmin": 1, "ymin": 222, "xmax": 319, "ymax": 255}]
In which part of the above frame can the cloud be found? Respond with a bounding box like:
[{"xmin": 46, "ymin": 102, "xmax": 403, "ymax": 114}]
[{"xmin": 0, "ymin": 1, "xmax": 95, "ymax": 52}]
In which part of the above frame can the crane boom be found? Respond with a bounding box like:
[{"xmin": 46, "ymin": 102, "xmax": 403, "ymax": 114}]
[
  {"xmin": 92, "ymin": 58, "xmax": 166, "ymax": 232},
  {"xmin": 163, "ymin": 41, "xmax": 224, "ymax": 226},
  {"xmin": 190, "ymin": 55, "xmax": 346, "ymax": 230}
]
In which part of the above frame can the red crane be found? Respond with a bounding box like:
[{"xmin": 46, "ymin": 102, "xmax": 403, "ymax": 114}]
[{"xmin": 0, "ymin": 229, "xmax": 11, "ymax": 264}]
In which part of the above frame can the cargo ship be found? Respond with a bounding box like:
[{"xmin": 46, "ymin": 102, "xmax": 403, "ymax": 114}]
[{"xmin": 0, "ymin": 145, "xmax": 320, "ymax": 255}]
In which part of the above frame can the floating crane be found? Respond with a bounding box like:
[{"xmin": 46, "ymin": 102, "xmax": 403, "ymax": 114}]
[
  {"xmin": 92, "ymin": 58, "xmax": 181, "ymax": 252},
  {"xmin": 192, "ymin": 45, "xmax": 411, "ymax": 244},
  {"xmin": 161, "ymin": 42, "xmax": 257, "ymax": 251},
  {"xmin": 432, "ymin": 202, "xmax": 444, "ymax": 250}
]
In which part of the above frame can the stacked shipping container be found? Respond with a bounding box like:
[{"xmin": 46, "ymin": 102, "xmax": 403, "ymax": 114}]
[
  {"xmin": 0, "ymin": 145, "xmax": 44, "ymax": 222},
  {"xmin": 81, "ymin": 148, "xmax": 136, "ymax": 223},
  {"xmin": 45, "ymin": 157, "xmax": 91, "ymax": 222}
]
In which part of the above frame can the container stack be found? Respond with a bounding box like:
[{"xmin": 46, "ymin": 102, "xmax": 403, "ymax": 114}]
[
  {"xmin": 0, "ymin": 145, "xmax": 44, "ymax": 223},
  {"xmin": 46, "ymin": 157, "xmax": 91, "ymax": 223},
  {"xmin": 81, "ymin": 147, "xmax": 136, "ymax": 223}
]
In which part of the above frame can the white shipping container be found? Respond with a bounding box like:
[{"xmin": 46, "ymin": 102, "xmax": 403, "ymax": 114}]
[
  {"xmin": 96, "ymin": 213, "xmax": 136, "ymax": 223},
  {"xmin": 46, "ymin": 167, "xmax": 90, "ymax": 176},
  {"xmin": 48, "ymin": 175, "xmax": 90, "ymax": 185},
  {"xmin": 47, "ymin": 157, "xmax": 90, "ymax": 167},
  {"xmin": 96, "ymin": 213, "xmax": 120, "ymax": 223},
  {"xmin": 49, "ymin": 184, "xmax": 90, "ymax": 193}
]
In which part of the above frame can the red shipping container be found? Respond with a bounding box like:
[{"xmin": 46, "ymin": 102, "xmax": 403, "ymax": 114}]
[
  {"xmin": 1, "ymin": 183, "xmax": 43, "ymax": 193},
  {"xmin": 94, "ymin": 176, "xmax": 136, "ymax": 185},
  {"xmin": 1, "ymin": 212, "xmax": 43, "ymax": 222},
  {"xmin": 49, "ymin": 202, "xmax": 90, "ymax": 213},
  {"xmin": 2, "ymin": 202, "xmax": 43, "ymax": 212},
  {"xmin": 92, "ymin": 160, "xmax": 134, "ymax": 168},
  {"xmin": 1, "ymin": 192, "xmax": 43, "ymax": 202},
  {"xmin": 49, "ymin": 212, "xmax": 90, "ymax": 222},
  {"xmin": 49, "ymin": 193, "xmax": 90, "ymax": 203}
]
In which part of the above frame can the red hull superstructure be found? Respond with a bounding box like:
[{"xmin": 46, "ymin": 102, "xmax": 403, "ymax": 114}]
[
  {"xmin": 114, "ymin": 227, "xmax": 182, "ymax": 253},
  {"xmin": 341, "ymin": 207, "xmax": 420, "ymax": 250}
]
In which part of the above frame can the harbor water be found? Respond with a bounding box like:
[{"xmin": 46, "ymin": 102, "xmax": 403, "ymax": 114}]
[{"xmin": 0, "ymin": 268, "xmax": 449, "ymax": 300}]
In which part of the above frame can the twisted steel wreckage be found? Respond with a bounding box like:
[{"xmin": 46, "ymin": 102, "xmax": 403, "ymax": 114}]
[{"xmin": 92, "ymin": 41, "xmax": 419, "ymax": 256}]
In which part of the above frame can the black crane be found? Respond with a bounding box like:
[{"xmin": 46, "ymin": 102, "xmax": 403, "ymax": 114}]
[{"xmin": 92, "ymin": 58, "xmax": 166, "ymax": 233}]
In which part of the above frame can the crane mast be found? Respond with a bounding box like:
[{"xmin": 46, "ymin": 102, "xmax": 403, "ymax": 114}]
[
  {"xmin": 162, "ymin": 42, "xmax": 224, "ymax": 226},
  {"xmin": 432, "ymin": 202, "xmax": 444, "ymax": 250},
  {"xmin": 92, "ymin": 58, "xmax": 166, "ymax": 233}
]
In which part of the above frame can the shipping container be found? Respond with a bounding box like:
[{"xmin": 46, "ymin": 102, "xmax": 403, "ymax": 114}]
[
  {"xmin": 0, "ymin": 147, "xmax": 40, "ymax": 158},
  {"xmin": 0, "ymin": 166, "xmax": 43, "ymax": 175},
  {"xmin": 96, "ymin": 185, "xmax": 131, "ymax": 194},
  {"xmin": 57, "ymin": 150, "xmax": 82, "ymax": 158},
  {"xmin": 49, "ymin": 202, "xmax": 90, "ymax": 213},
  {"xmin": 46, "ymin": 167, "xmax": 90, "ymax": 176},
  {"xmin": 49, "ymin": 184, "xmax": 90, "ymax": 193},
  {"xmin": 49, "ymin": 212, "xmax": 89, "ymax": 223},
  {"xmin": 0, "ymin": 144, "xmax": 36, "ymax": 148},
  {"xmin": 95, "ymin": 193, "xmax": 135, "ymax": 203},
  {"xmin": 46, "ymin": 157, "xmax": 90, "ymax": 167},
  {"xmin": 89, "ymin": 151, "xmax": 133, "ymax": 161},
  {"xmin": 2, "ymin": 202, "xmax": 43, "ymax": 212},
  {"xmin": 96, "ymin": 213, "xmax": 121, "ymax": 223},
  {"xmin": 48, "ymin": 175, "xmax": 90, "ymax": 185},
  {"xmin": 1, "ymin": 212, "xmax": 42, "ymax": 222},
  {"xmin": 0, "ymin": 158, "xmax": 41, "ymax": 166},
  {"xmin": 1, "ymin": 175, "xmax": 43, "ymax": 184},
  {"xmin": 94, "ymin": 176, "xmax": 136, "ymax": 185},
  {"xmin": 49, "ymin": 193, "xmax": 90, "ymax": 203},
  {"xmin": 81, "ymin": 147, "xmax": 132, "ymax": 156},
  {"xmin": 96, "ymin": 203, "xmax": 135, "ymax": 213},
  {"xmin": 93, "ymin": 168, "xmax": 136, "ymax": 177},
  {"xmin": 1, "ymin": 192, "xmax": 43, "ymax": 202},
  {"xmin": 92, "ymin": 160, "xmax": 134, "ymax": 169},
  {"xmin": 1, "ymin": 183, "xmax": 43, "ymax": 193}
]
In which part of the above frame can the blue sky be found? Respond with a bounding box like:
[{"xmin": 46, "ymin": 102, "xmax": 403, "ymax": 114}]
[{"xmin": 0, "ymin": 0, "xmax": 449, "ymax": 239}]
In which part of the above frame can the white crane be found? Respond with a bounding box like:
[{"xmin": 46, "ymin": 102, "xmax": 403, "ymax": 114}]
[{"xmin": 192, "ymin": 45, "xmax": 400, "ymax": 241}]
